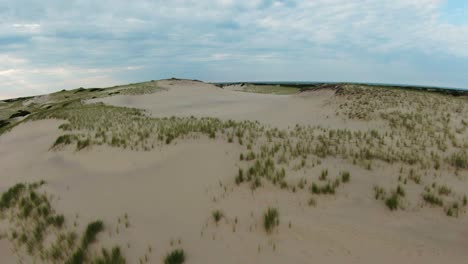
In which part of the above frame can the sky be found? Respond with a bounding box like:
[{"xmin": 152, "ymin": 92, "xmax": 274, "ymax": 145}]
[{"xmin": 1, "ymin": 0, "xmax": 468, "ymax": 99}]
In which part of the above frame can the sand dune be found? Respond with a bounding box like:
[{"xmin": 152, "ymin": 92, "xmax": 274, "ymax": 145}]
[{"xmin": 0, "ymin": 79, "xmax": 467, "ymax": 263}]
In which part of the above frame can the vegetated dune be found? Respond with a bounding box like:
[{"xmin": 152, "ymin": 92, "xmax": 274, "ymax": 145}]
[{"xmin": 0, "ymin": 79, "xmax": 467, "ymax": 263}]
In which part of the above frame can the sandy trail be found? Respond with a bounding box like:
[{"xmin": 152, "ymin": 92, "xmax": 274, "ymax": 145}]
[{"xmin": 0, "ymin": 119, "xmax": 467, "ymax": 263}]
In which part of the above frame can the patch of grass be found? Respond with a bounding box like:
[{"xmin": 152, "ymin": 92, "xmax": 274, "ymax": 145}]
[
  {"xmin": 164, "ymin": 249, "xmax": 185, "ymax": 264},
  {"xmin": 76, "ymin": 138, "xmax": 91, "ymax": 150},
  {"xmin": 374, "ymin": 186, "xmax": 386, "ymax": 200},
  {"xmin": 242, "ymin": 84, "xmax": 300, "ymax": 95},
  {"xmin": 319, "ymin": 169, "xmax": 328, "ymax": 181},
  {"xmin": 52, "ymin": 134, "xmax": 77, "ymax": 148},
  {"xmin": 235, "ymin": 168, "xmax": 244, "ymax": 185},
  {"xmin": 67, "ymin": 248, "xmax": 85, "ymax": 264},
  {"xmin": 93, "ymin": 246, "xmax": 126, "ymax": 264},
  {"xmin": 0, "ymin": 183, "xmax": 26, "ymax": 210},
  {"xmin": 212, "ymin": 210, "xmax": 223, "ymax": 224},
  {"xmin": 396, "ymin": 185, "xmax": 405, "ymax": 197},
  {"xmin": 422, "ymin": 193, "xmax": 443, "ymax": 207},
  {"xmin": 341, "ymin": 171, "xmax": 350, "ymax": 183},
  {"xmin": 449, "ymin": 150, "xmax": 467, "ymax": 169},
  {"xmin": 310, "ymin": 181, "xmax": 337, "ymax": 195},
  {"xmin": 385, "ymin": 193, "xmax": 399, "ymax": 211},
  {"xmin": 308, "ymin": 197, "xmax": 317, "ymax": 207},
  {"xmin": 263, "ymin": 207, "xmax": 279, "ymax": 233},
  {"xmin": 82, "ymin": 220, "xmax": 104, "ymax": 248},
  {"xmin": 438, "ymin": 185, "xmax": 452, "ymax": 196}
]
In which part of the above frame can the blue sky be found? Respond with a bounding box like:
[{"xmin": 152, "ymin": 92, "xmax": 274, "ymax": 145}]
[{"xmin": 1, "ymin": 0, "xmax": 468, "ymax": 99}]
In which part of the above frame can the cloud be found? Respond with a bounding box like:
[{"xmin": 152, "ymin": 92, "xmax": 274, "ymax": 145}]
[{"xmin": 0, "ymin": 0, "xmax": 467, "ymax": 99}]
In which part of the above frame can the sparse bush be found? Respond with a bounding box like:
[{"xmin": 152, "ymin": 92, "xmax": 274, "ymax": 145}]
[
  {"xmin": 164, "ymin": 249, "xmax": 185, "ymax": 264},
  {"xmin": 263, "ymin": 207, "xmax": 279, "ymax": 233}
]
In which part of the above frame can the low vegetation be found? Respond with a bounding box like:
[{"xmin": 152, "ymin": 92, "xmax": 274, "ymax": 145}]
[
  {"xmin": 263, "ymin": 207, "xmax": 279, "ymax": 233},
  {"xmin": 0, "ymin": 181, "xmax": 126, "ymax": 263},
  {"xmin": 164, "ymin": 249, "xmax": 185, "ymax": 264}
]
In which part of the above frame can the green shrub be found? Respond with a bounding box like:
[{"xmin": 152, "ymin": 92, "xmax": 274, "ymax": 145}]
[
  {"xmin": 164, "ymin": 249, "xmax": 185, "ymax": 264},
  {"xmin": 263, "ymin": 207, "xmax": 279, "ymax": 233}
]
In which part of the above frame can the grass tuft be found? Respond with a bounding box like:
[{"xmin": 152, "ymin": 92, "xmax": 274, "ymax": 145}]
[
  {"xmin": 263, "ymin": 207, "xmax": 279, "ymax": 233},
  {"xmin": 164, "ymin": 249, "xmax": 185, "ymax": 264}
]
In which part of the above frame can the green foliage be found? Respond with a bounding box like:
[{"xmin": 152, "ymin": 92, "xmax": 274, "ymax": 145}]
[
  {"xmin": 449, "ymin": 150, "xmax": 467, "ymax": 169},
  {"xmin": 319, "ymin": 169, "xmax": 328, "ymax": 181},
  {"xmin": 93, "ymin": 247, "xmax": 126, "ymax": 264},
  {"xmin": 438, "ymin": 185, "xmax": 452, "ymax": 196},
  {"xmin": 396, "ymin": 185, "xmax": 405, "ymax": 197},
  {"xmin": 0, "ymin": 183, "xmax": 26, "ymax": 210},
  {"xmin": 235, "ymin": 168, "xmax": 244, "ymax": 185},
  {"xmin": 310, "ymin": 181, "xmax": 337, "ymax": 195},
  {"xmin": 164, "ymin": 249, "xmax": 185, "ymax": 264},
  {"xmin": 263, "ymin": 207, "xmax": 279, "ymax": 233},
  {"xmin": 52, "ymin": 134, "xmax": 77, "ymax": 148},
  {"xmin": 422, "ymin": 193, "xmax": 443, "ymax": 207},
  {"xmin": 385, "ymin": 193, "xmax": 399, "ymax": 211},
  {"xmin": 242, "ymin": 84, "xmax": 300, "ymax": 95},
  {"xmin": 67, "ymin": 248, "xmax": 85, "ymax": 264},
  {"xmin": 82, "ymin": 220, "xmax": 104, "ymax": 248},
  {"xmin": 341, "ymin": 171, "xmax": 350, "ymax": 183},
  {"xmin": 212, "ymin": 210, "xmax": 223, "ymax": 223}
]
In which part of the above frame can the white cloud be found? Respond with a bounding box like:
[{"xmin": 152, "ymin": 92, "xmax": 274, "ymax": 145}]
[{"xmin": 1, "ymin": 0, "xmax": 468, "ymax": 98}]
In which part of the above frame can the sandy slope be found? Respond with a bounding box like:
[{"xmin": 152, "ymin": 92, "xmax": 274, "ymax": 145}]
[
  {"xmin": 91, "ymin": 79, "xmax": 381, "ymax": 130},
  {"xmin": 0, "ymin": 120, "xmax": 467, "ymax": 263},
  {"xmin": 0, "ymin": 80, "xmax": 467, "ymax": 263}
]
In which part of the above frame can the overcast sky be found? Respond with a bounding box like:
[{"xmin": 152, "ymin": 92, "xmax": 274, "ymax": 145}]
[{"xmin": 1, "ymin": 0, "xmax": 468, "ymax": 99}]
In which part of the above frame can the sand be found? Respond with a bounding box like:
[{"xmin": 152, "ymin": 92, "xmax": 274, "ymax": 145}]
[
  {"xmin": 0, "ymin": 79, "xmax": 467, "ymax": 263},
  {"xmin": 91, "ymin": 79, "xmax": 383, "ymax": 130}
]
